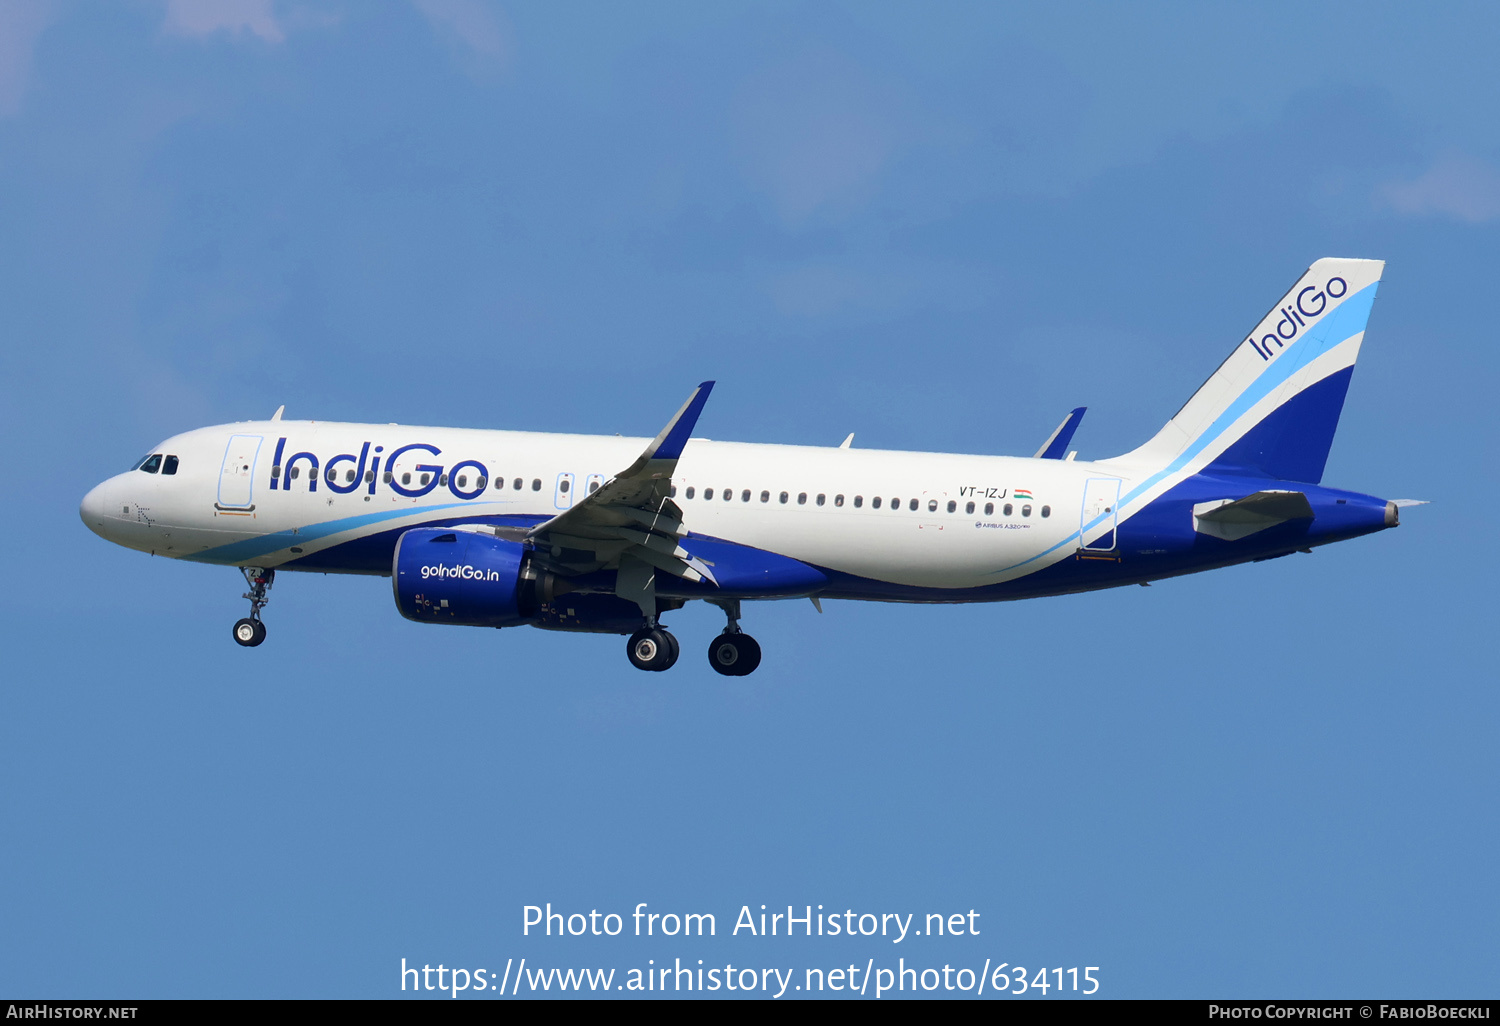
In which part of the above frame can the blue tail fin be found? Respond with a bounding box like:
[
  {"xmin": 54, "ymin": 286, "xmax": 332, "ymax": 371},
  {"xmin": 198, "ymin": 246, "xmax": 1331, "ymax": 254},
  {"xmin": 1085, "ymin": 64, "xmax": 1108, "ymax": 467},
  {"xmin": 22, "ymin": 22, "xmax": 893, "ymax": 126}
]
[{"xmin": 1117, "ymin": 258, "xmax": 1384, "ymax": 484}]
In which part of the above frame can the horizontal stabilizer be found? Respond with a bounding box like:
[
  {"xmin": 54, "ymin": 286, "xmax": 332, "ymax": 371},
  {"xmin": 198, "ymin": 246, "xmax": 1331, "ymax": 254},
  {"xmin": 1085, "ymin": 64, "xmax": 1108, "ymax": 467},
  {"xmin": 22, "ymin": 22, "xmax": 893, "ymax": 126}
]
[
  {"xmin": 1035, "ymin": 408, "xmax": 1086, "ymax": 460},
  {"xmin": 1193, "ymin": 490, "xmax": 1312, "ymax": 541}
]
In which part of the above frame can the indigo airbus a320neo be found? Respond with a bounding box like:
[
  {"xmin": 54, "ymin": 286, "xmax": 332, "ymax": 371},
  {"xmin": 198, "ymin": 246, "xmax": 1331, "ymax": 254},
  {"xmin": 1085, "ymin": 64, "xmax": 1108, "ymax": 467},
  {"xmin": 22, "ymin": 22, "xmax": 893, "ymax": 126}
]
[{"xmin": 81, "ymin": 258, "xmax": 1418, "ymax": 675}]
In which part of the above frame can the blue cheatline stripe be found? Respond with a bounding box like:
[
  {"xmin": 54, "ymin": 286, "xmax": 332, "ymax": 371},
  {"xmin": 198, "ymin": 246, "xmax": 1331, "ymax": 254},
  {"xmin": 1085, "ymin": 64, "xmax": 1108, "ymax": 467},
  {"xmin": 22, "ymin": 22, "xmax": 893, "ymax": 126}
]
[
  {"xmin": 987, "ymin": 280, "xmax": 1378, "ymax": 577},
  {"xmin": 186, "ymin": 502, "xmax": 473, "ymax": 564}
]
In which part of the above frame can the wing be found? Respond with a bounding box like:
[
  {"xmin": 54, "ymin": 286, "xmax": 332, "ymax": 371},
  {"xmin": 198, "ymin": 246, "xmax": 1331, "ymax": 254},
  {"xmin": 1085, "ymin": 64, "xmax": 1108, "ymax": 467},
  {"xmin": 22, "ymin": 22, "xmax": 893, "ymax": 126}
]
[{"xmin": 525, "ymin": 381, "xmax": 718, "ymax": 585}]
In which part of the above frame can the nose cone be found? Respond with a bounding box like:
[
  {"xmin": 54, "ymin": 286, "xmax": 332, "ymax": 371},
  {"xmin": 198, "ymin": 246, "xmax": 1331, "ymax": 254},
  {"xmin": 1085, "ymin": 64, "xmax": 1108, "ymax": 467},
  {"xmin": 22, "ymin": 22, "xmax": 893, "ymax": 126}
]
[{"xmin": 80, "ymin": 480, "xmax": 116, "ymax": 539}]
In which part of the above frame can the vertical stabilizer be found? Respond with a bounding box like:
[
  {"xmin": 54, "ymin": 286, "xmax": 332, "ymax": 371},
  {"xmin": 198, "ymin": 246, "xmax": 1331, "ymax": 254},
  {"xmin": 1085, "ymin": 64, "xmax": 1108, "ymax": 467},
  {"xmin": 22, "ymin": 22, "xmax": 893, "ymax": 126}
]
[{"xmin": 1116, "ymin": 258, "xmax": 1383, "ymax": 483}]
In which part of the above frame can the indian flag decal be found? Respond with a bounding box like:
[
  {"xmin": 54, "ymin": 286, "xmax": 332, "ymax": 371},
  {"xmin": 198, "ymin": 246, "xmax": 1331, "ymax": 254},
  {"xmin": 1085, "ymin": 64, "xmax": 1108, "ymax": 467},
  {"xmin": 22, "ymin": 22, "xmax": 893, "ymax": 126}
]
[{"xmin": 1014, "ymin": 489, "xmax": 1034, "ymax": 500}]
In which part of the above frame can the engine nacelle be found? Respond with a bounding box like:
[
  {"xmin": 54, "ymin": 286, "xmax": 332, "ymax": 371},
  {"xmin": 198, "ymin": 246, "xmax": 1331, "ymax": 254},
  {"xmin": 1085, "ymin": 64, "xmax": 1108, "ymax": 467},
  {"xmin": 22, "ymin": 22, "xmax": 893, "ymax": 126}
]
[{"xmin": 393, "ymin": 528, "xmax": 556, "ymax": 627}]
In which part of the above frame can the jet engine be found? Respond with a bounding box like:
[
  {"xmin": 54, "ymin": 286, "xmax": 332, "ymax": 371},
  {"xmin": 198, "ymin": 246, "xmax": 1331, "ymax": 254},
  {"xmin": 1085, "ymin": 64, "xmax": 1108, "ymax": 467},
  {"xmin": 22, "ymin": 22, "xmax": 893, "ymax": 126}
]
[{"xmin": 392, "ymin": 528, "xmax": 562, "ymax": 627}]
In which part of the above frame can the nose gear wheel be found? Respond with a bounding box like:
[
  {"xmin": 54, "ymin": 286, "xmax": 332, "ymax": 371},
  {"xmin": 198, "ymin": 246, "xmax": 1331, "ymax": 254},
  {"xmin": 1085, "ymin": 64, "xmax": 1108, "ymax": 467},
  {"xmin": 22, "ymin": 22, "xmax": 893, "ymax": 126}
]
[{"xmin": 233, "ymin": 567, "xmax": 275, "ymax": 647}]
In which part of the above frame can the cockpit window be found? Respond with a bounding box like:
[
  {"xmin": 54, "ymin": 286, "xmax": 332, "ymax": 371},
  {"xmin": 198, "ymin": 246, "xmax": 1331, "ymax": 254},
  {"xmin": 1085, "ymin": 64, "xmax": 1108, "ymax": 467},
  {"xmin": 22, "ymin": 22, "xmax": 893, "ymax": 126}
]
[
  {"xmin": 137, "ymin": 454, "xmax": 162, "ymax": 474},
  {"xmin": 162, "ymin": 455, "xmax": 179, "ymax": 475}
]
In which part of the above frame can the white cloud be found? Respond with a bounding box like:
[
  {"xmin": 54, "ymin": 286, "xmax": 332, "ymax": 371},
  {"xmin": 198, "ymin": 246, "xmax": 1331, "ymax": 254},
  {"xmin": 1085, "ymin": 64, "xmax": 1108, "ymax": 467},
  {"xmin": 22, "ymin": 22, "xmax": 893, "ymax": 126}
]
[
  {"xmin": 163, "ymin": 0, "xmax": 285, "ymax": 44},
  {"xmin": 1379, "ymin": 152, "xmax": 1500, "ymax": 223},
  {"xmin": 412, "ymin": 0, "xmax": 510, "ymax": 69},
  {"xmin": 0, "ymin": 1, "xmax": 56, "ymax": 117}
]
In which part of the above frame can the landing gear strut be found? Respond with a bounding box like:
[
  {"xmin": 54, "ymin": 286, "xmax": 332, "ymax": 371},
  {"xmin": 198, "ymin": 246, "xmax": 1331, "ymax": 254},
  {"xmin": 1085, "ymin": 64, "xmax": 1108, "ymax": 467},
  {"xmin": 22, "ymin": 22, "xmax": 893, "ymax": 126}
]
[
  {"xmin": 627, "ymin": 623, "xmax": 679, "ymax": 671},
  {"xmin": 707, "ymin": 599, "xmax": 761, "ymax": 677},
  {"xmin": 232, "ymin": 566, "xmax": 274, "ymax": 648}
]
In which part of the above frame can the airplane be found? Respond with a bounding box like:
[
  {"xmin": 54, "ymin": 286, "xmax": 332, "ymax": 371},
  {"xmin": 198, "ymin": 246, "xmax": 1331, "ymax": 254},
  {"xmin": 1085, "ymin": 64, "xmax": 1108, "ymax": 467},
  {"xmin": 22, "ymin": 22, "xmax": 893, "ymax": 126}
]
[{"xmin": 80, "ymin": 258, "xmax": 1418, "ymax": 675}]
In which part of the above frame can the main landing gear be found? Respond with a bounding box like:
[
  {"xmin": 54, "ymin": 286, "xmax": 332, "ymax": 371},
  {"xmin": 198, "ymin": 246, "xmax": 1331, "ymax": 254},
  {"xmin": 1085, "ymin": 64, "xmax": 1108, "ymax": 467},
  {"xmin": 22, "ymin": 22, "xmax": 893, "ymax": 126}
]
[
  {"xmin": 626, "ymin": 625, "xmax": 680, "ymax": 671},
  {"xmin": 622, "ymin": 598, "xmax": 763, "ymax": 676},
  {"xmin": 706, "ymin": 599, "xmax": 761, "ymax": 677},
  {"xmin": 232, "ymin": 566, "xmax": 274, "ymax": 648}
]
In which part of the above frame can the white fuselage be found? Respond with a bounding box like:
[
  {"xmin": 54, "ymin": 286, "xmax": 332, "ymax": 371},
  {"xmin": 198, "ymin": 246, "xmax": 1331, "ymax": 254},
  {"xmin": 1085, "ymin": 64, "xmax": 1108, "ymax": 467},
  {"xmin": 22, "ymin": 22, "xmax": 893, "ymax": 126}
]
[{"xmin": 82, "ymin": 420, "xmax": 1115, "ymax": 591}]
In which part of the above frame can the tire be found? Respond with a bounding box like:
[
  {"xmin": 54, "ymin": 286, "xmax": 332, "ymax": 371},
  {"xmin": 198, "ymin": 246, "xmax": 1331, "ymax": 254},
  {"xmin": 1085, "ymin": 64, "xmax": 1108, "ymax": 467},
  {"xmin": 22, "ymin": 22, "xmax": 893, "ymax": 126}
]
[
  {"xmin": 233, "ymin": 618, "xmax": 266, "ymax": 648},
  {"xmin": 708, "ymin": 633, "xmax": 761, "ymax": 676},
  {"xmin": 626, "ymin": 628, "xmax": 678, "ymax": 671}
]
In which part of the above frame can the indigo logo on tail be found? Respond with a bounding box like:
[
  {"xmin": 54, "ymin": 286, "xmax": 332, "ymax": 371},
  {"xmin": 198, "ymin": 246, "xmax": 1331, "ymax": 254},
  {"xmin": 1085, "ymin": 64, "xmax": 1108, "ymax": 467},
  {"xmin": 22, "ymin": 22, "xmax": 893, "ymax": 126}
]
[{"xmin": 1248, "ymin": 276, "xmax": 1348, "ymax": 361}]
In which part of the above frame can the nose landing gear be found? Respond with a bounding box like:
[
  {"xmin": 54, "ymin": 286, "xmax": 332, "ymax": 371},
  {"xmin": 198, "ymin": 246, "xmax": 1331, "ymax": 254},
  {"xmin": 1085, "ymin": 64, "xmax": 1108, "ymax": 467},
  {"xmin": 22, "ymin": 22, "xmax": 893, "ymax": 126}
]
[{"xmin": 232, "ymin": 566, "xmax": 274, "ymax": 648}]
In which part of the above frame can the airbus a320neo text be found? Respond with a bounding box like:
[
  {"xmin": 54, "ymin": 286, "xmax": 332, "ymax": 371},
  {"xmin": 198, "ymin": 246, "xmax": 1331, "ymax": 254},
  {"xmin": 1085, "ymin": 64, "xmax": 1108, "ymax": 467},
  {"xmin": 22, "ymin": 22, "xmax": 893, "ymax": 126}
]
[{"xmin": 82, "ymin": 258, "xmax": 1418, "ymax": 675}]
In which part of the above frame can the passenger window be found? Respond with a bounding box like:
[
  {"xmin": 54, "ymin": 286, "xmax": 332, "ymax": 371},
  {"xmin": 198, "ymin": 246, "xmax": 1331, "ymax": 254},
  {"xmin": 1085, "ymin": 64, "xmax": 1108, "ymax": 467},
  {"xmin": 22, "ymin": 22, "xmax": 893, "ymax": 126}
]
[
  {"xmin": 686, "ymin": 486, "xmax": 696, "ymax": 499},
  {"xmin": 291, "ymin": 467, "xmax": 301, "ymax": 480},
  {"xmin": 984, "ymin": 502, "xmax": 994, "ymax": 515},
  {"xmin": 138, "ymin": 454, "xmax": 162, "ymax": 474},
  {"xmin": 816, "ymin": 494, "xmax": 825, "ymax": 506},
  {"xmin": 476, "ymin": 476, "xmax": 486, "ymax": 489},
  {"xmin": 925, "ymin": 499, "xmax": 935, "ymax": 512},
  {"xmin": 271, "ymin": 465, "xmax": 281, "ymax": 480},
  {"xmin": 162, "ymin": 455, "xmax": 179, "ymax": 475},
  {"xmin": 384, "ymin": 472, "xmax": 393, "ymax": 483},
  {"xmin": 367, "ymin": 470, "xmax": 377, "ymax": 484},
  {"xmin": 742, "ymin": 489, "xmax": 751, "ymax": 502},
  {"xmin": 760, "ymin": 490, "xmax": 770, "ymax": 503},
  {"xmin": 1041, "ymin": 505, "xmax": 1050, "ymax": 518},
  {"xmin": 779, "ymin": 491, "xmax": 789, "ymax": 504},
  {"xmin": 670, "ymin": 485, "xmax": 677, "ymax": 498},
  {"xmin": 705, "ymin": 488, "xmax": 715, "ymax": 500},
  {"xmin": 965, "ymin": 501, "xmax": 975, "ymax": 514},
  {"xmin": 1022, "ymin": 504, "xmax": 1032, "ymax": 517},
  {"xmin": 348, "ymin": 469, "xmax": 358, "ymax": 483},
  {"xmin": 457, "ymin": 475, "xmax": 467, "ymax": 488},
  {"xmin": 797, "ymin": 492, "xmax": 807, "ymax": 505},
  {"xmin": 531, "ymin": 479, "xmax": 541, "ymax": 491},
  {"xmin": 560, "ymin": 479, "xmax": 570, "ymax": 493},
  {"xmin": 588, "ymin": 480, "xmax": 599, "ymax": 493},
  {"xmin": 721, "ymin": 488, "xmax": 730, "ymax": 502},
  {"xmin": 421, "ymin": 473, "xmax": 431, "ymax": 486},
  {"xmin": 402, "ymin": 472, "xmax": 411, "ymax": 485},
  {"xmin": 1003, "ymin": 503, "xmax": 1013, "ymax": 516},
  {"xmin": 835, "ymin": 494, "xmax": 844, "ymax": 507},
  {"xmin": 891, "ymin": 498, "xmax": 900, "ymax": 511},
  {"xmin": 513, "ymin": 478, "xmax": 523, "ymax": 490},
  {"xmin": 326, "ymin": 468, "xmax": 337, "ymax": 482},
  {"xmin": 946, "ymin": 500, "xmax": 956, "ymax": 513},
  {"xmin": 853, "ymin": 496, "xmax": 863, "ymax": 508},
  {"xmin": 872, "ymin": 497, "xmax": 882, "ymax": 509}
]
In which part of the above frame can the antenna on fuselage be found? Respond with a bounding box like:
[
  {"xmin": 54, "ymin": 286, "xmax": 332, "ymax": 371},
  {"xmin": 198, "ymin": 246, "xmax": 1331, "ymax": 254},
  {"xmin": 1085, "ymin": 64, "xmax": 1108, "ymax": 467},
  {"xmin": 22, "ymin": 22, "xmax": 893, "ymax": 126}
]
[
  {"xmin": 271, "ymin": 405, "xmax": 285, "ymax": 422},
  {"xmin": 839, "ymin": 433, "xmax": 854, "ymax": 449}
]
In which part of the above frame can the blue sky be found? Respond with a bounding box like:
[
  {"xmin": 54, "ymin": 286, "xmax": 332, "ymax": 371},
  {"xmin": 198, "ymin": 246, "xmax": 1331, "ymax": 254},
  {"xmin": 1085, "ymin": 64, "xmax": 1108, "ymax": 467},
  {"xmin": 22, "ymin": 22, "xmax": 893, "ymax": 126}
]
[{"xmin": 2, "ymin": 0, "xmax": 1496, "ymax": 999}]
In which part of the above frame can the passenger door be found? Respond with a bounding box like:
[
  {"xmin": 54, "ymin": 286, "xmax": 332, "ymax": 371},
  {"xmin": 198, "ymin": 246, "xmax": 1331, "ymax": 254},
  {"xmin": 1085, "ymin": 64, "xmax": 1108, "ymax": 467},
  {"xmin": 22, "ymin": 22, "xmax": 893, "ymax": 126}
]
[
  {"xmin": 217, "ymin": 434, "xmax": 262, "ymax": 510},
  {"xmin": 1080, "ymin": 478, "xmax": 1120, "ymax": 551}
]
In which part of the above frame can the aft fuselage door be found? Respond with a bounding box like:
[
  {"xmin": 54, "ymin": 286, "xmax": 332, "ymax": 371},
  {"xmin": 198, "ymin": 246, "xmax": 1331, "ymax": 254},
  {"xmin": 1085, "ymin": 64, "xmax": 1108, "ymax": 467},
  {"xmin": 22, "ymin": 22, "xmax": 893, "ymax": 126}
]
[
  {"xmin": 554, "ymin": 472, "xmax": 575, "ymax": 510},
  {"xmin": 218, "ymin": 434, "xmax": 263, "ymax": 510},
  {"xmin": 1080, "ymin": 478, "xmax": 1120, "ymax": 551}
]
